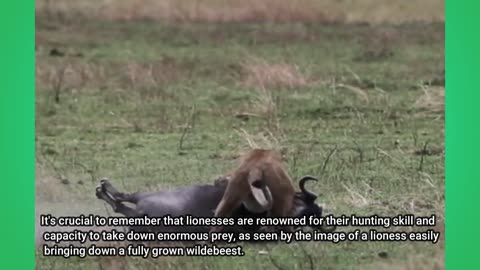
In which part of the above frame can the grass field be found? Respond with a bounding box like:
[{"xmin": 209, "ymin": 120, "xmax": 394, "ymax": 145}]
[{"xmin": 35, "ymin": 1, "xmax": 445, "ymax": 269}]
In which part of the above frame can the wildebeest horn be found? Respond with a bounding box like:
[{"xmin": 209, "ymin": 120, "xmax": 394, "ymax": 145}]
[{"xmin": 299, "ymin": 176, "xmax": 318, "ymax": 202}]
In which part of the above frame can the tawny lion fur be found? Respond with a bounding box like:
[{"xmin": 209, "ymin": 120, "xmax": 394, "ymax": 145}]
[{"xmin": 212, "ymin": 149, "xmax": 296, "ymax": 231}]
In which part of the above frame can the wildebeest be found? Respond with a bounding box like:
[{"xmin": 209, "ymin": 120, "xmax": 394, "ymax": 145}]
[{"xmin": 96, "ymin": 176, "xmax": 336, "ymax": 234}]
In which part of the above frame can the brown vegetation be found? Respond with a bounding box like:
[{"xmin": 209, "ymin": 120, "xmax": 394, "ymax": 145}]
[
  {"xmin": 36, "ymin": 0, "xmax": 444, "ymax": 24},
  {"xmin": 241, "ymin": 58, "xmax": 309, "ymax": 89},
  {"xmin": 415, "ymin": 86, "xmax": 445, "ymax": 115},
  {"xmin": 35, "ymin": 58, "xmax": 191, "ymax": 91}
]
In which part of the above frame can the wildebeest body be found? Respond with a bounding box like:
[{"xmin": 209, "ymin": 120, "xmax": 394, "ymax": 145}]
[
  {"xmin": 96, "ymin": 180, "xmax": 266, "ymax": 233},
  {"xmin": 96, "ymin": 176, "xmax": 335, "ymax": 234}
]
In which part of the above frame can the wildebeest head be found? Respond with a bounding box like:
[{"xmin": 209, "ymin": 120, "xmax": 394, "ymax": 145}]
[{"xmin": 292, "ymin": 176, "xmax": 336, "ymax": 232}]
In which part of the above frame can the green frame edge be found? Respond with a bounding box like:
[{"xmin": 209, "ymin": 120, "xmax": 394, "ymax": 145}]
[
  {"xmin": 0, "ymin": 1, "xmax": 35, "ymax": 269},
  {"xmin": 445, "ymin": 0, "xmax": 480, "ymax": 268}
]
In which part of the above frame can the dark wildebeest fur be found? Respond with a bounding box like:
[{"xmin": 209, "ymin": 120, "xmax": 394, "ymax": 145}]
[{"xmin": 96, "ymin": 176, "xmax": 335, "ymax": 234}]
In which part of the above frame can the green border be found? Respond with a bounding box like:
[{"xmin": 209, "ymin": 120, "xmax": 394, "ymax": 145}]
[
  {"xmin": 0, "ymin": 0, "xmax": 478, "ymax": 269},
  {"xmin": 445, "ymin": 0, "xmax": 480, "ymax": 269},
  {"xmin": 0, "ymin": 1, "xmax": 35, "ymax": 269}
]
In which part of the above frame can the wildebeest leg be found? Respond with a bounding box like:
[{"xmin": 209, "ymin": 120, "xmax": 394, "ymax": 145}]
[
  {"xmin": 96, "ymin": 185, "xmax": 139, "ymax": 217},
  {"xmin": 100, "ymin": 178, "xmax": 137, "ymax": 203}
]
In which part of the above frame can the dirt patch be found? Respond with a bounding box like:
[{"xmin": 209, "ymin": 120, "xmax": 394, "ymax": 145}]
[
  {"xmin": 35, "ymin": 167, "xmax": 110, "ymax": 246},
  {"xmin": 35, "ymin": 199, "xmax": 112, "ymax": 247}
]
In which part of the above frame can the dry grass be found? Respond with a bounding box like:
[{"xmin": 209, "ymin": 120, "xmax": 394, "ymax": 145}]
[
  {"xmin": 231, "ymin": 128, "xmax": 291, "ymax": 167},
  {"xmin": 232, "ymin": 56, "xmax": 293, "ymax": 134},
  {"xmin": 239, "ymin": 58, "xmax": 308, "ymax": 135},
  {"xmin": 415, "ymin": 86, "xmax": 445, "ymax": 115},
  {"xmin": 235, "ymin": 128, "xmax": 282, "ymax": 151},
  {"xmin": 249, "ymin": 86, "xmax": 285, "ymax": 136},
  {"xmin": 36, "ymin": 0, "xmax": 444, "ymax": 24},
  {"xmin": 241, "ymin": 58, "xmax": 309, "ymax": 89},
  {"xmin": 35, "ymin": 59, "xmax": 188, "ymax": 91},
  {"xmin": 336, "ymin": 83, "xmax": 370, "ymax": 103},
  {"xmin": 98, "ymin": 0, "xmax": 334, "ymax": 23},
  {"xmin": 36, "ymin": 0, "xmax": 336, "ymax": 23},
  {"xmin": 342, "ymin": 183, "xmax": 374, "ymax": 209}
]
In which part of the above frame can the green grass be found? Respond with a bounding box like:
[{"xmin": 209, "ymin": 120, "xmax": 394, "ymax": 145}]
[{"xmin": 35, "ymin": 12, "xmax": 444, "ymax": 270}]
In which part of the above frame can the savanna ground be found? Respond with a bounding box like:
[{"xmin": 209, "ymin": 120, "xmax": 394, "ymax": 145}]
[{"xmin": 35, "ymin": 0, "xmax": 445, "ymax": 269}]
